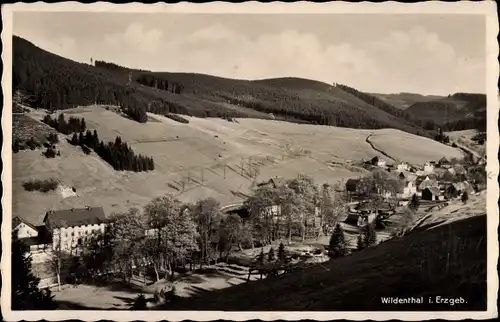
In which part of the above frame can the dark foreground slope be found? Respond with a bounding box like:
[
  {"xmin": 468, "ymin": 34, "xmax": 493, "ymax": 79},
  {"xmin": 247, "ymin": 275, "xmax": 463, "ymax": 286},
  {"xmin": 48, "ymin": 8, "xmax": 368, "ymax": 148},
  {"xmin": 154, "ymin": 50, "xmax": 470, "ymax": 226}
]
[
  {"xmin": 166, "ymin": 215, "xmax": 487, "ymax": 311},
  {"xmin": 13, "ymin": 36, "xmax": 431, "ymax": 137}
]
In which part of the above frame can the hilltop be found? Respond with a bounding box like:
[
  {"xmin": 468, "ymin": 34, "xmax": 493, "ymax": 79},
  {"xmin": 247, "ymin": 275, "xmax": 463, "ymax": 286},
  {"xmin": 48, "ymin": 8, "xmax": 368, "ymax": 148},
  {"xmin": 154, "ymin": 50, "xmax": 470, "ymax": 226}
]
[
  {"xmin": 14, "ymin": 35, "xmax": 432, "ymax": 137},
  {"xmin": 371, "ymin": 92, "xmax": 445, "ymax": 110}
]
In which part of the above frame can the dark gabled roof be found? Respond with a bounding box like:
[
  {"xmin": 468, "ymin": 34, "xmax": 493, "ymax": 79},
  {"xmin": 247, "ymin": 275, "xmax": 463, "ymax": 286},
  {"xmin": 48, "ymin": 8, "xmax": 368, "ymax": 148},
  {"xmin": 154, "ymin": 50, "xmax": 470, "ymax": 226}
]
[
  {"xmin": 19, "ymin": 237, "xmax": 40, "ymax": 246},
  {"xmin": 257, "ymin": 177, "xmax": 286, "ymax": 188},
  {"xmin": 439, "ymin": 157, "xmax": 451, "ymax": 164},
  {"xmin": 345, "ymin": 178, "xmax": 360, "ymax": 192},
  {"xmin": 270, "ymin": 177, "xmax": 286, "ymax": 187},
  {"xmin": 12, "ymin": 216, "xmax": 38, "ymax": 231},
  {"xmin": 43, "ymin": 206, "xmax": 106, "ymax": 229},
  {"xmin": 424, "ymin": 187, "xmax": 441, "ymax": 196},
  {"xmin": 453, "ymin": 164, "xmax": 467, "ymax": 173}
]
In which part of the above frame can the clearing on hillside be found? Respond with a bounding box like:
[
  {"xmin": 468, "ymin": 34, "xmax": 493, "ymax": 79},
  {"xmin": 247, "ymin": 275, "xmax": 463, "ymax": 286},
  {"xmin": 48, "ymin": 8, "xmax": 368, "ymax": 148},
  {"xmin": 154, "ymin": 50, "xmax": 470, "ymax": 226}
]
[{"xmin": 15, "ymin": 106, "xmax": 465, "ymax": 226}]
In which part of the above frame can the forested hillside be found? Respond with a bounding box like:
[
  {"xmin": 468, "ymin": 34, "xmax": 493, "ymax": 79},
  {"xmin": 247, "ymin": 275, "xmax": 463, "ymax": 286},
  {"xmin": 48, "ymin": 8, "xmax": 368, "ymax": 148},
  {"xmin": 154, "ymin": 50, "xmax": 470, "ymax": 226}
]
[
  {"xmin": 370, "ymin": 92, "xmax": 444, "ymax": 110},
  {"xmin": 14, "ymin": 35, "xmax": 437, "ymax": 137},
  {"xmin": 405, "ymin": 93, "xmax": 487, "ymax": 132}
]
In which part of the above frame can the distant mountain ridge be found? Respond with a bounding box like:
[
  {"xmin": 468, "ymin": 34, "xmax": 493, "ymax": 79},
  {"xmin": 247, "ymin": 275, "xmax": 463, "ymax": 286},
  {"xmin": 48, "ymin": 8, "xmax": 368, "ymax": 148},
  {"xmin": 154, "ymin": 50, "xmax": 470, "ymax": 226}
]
[
  {"xmin": 404, "ymin": 93, "xmax": 486, "ymax": 132},
  {"xmin": 12, "ymin": 35, "xmax": 483, "ymax": 137}
]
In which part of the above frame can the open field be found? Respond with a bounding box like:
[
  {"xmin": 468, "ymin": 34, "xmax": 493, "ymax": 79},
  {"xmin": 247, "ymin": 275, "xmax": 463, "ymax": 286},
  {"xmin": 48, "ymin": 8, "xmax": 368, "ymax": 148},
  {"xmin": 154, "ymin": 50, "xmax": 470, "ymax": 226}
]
[
  {"xmin": 446, "ymin": 129, "xmax": 486, "ymax": 158},
  {"xmin": 369, "ymin": 131, "xmax": 464, "ymax": 165},
  {"xmin": 15, "ymin": 106, "xmax": 465, "ymax": 226}
]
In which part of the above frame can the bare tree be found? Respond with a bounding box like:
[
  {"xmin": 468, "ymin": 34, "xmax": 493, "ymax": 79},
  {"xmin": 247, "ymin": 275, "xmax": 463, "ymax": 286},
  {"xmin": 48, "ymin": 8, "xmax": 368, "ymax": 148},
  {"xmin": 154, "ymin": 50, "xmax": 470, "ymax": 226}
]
[{"xmin": 45, "ymin": 219, "xmax": 69, "ymax": 291}]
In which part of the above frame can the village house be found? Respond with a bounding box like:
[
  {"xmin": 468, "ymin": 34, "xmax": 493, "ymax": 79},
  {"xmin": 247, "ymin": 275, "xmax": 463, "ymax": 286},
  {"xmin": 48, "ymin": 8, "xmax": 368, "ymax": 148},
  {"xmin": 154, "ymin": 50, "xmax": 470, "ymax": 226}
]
[
  {"xmin": 396, "ymin": 161, "xmax": 410, "ymax": 172},
  {"xmin": 43, "ymin": 206, "xmax": 107, "ymax": 253},
  {"xmin": 421, "ymin": 187, "xmax": 442, "ymax": 201},
  {"xmin": 448, "ymin": 163, "xmax": 467, "ymax": 176},
  {"xmin": 377, "ymin": 159, "xmax": 387, "ymax": 168},
  {"xmin": 423, "ymin": 161, "xmax": 436, "ymax": 174},
  {"xmin": 256, "ymin": 176, "xmax": 286, "ymax": 189},
  {"xmin": 13, "ymin": 217, "xmax": 53, "ymax": 263},
  {"xmin": 438, "ymin": 157, "xmax": 452, "ymax": 169},
  {"xmin": 398, "ymin": 180, "xmax": 418, "ymax": 199},
  {"xmin": 13, "ymin": 216, "xmax": 39, "ymax": 239}
]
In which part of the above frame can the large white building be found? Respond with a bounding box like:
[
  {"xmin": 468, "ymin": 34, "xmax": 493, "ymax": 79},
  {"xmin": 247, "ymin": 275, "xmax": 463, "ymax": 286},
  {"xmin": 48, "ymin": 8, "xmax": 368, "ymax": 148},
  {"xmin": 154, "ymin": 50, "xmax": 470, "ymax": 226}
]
[{"xmin": 43, "ymin": 206, "xmax": 107, "ymax": 253}]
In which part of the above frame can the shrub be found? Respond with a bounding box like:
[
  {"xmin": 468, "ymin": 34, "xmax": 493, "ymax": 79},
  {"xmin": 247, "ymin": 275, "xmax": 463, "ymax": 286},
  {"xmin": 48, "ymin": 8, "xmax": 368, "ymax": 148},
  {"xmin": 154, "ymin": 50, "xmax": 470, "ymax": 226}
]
[
  {"xmin": 25, "ymin": 137, "xmax": 41, "ymax": 150},
  {"xmin": 166, "ymin": 113, "xmax": 189, "ymax": 124},
  {"xmin": 44, "ymin": 147, "xmax": 57, "ymax": 158},
  {"xmin": 47, "ymin": 133, "xmax": 59, "ymax": 144},
  {"xmin": 23, "ymin": 178, "xmax": 59, "ymax": 193}
]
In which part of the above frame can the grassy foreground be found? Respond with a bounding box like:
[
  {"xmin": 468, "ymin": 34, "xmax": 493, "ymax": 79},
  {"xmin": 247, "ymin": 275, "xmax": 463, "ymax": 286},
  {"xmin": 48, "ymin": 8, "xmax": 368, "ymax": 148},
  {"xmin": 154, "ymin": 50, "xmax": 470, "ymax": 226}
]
[{"xmin": 165, "ymin": 215, "xmax": 487, "ymax": 311}]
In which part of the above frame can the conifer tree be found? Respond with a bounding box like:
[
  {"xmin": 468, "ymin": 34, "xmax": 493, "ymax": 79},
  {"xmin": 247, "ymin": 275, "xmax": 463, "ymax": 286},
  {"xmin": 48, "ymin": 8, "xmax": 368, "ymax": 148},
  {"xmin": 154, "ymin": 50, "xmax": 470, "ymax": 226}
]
[
  {"xmin": 328, "ymin": 223, "xmax": 348, "ymax": 258},
  {"xmin": 78, "ymin": 132, "xmax": 84, "ymax": 146},
  {"xmin": 461, "ymin": 191, "xmax": 469, "ymax": 204},
  {"xmin": 257, "ymin": 248, "xmax": 266, "ymax": 265},
  {"xmin": 12, "ymin": 232, "xmax": 57, "ymax": 310},
  {"xmin": 268, "ymin": 247, "xmax": 276, "ymax": 262},
  {"xmin": 70, "ymin": 133, "xmax": 78, "ymax": 145},
  {"xmin": 277, "ymin": 242, "xmax": 286, "ymax": 262},
  {"xmin": 80, "ymin": 118, "xmax": 86, "ymax": 132},
  {"xmin": 131, "ymin": 294, "xmax": 147, "ymax": 310},
  {"xmin": 363, "ymin": 223, "xmax": 377, "ymax": 248},
  {"xmin": 356, "ymin": 234, "xmax": 365, "ymax": 251},
  {"xmin": 409, "ymin": 194, "xmax": 420, "ymax": 211}
]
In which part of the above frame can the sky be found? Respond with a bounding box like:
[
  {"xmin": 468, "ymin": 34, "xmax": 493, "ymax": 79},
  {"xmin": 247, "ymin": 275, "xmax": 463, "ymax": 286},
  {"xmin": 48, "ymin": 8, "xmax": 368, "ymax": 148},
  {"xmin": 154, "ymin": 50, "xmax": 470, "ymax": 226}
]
[{"xmin": 13, "ymin": 12, "xmax": 487, "ymax": 95}]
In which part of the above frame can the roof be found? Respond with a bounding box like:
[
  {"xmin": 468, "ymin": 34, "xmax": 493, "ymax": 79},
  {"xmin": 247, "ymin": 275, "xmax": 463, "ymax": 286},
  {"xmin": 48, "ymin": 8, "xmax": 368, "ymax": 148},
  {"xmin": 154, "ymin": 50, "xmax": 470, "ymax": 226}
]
[
  {"xmin": 424, "ymin": 187, "xmax": 441, "ymax": 196},
  {"xmin": 453, "ymin": 164, "xmax": 467, "ymax": 173},
  {"xmin": 419, "ymin": 179, "xmax": 438, "ymax": 190},
  {"xmin": 12, "ymin": 216, "xmax": 38, "ymax": 232},
  {"xmin": 345, "ymin": 178, "xmax": 360, "ymax": 191},
  {"xmin": 344, "ymin": 213, "xmax": 361, "ymax": 226},
  {"xmin": 439, "ymin": 157, "xmax": 451, "ymax": 164},
  {"xmin": 257, "ymin": 177, "xmax": 286, "ymax": 188},
  {"xmin": 43, "ymin": 206, "xmax": 106, "ymax": 228}
]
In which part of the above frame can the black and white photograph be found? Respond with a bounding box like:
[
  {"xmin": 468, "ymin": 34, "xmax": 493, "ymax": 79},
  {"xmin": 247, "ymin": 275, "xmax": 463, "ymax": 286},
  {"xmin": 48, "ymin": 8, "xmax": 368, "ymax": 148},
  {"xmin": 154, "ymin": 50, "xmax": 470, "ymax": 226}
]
[{"xmin": 1, "ymin": 2, "xmax": 498, "ymax": 320}]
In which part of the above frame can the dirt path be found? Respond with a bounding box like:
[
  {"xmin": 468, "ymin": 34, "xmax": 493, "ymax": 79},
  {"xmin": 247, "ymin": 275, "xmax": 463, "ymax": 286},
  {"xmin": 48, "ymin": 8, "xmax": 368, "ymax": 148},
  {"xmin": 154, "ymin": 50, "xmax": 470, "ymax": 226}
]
[{"xmin": 365, "ymin": 133, "xmax": 396, "ymax": 161}]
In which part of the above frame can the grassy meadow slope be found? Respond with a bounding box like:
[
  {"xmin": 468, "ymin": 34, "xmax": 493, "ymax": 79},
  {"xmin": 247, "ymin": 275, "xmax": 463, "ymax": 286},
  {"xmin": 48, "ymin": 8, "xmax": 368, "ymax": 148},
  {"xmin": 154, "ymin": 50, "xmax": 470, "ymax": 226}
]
[
  {"xmin": 13, "ymin": 35, "xmax": 432, "ymax": 137},
  {"xmin": 14, "ymin": 106, "xmax": 464, "ymax": 226},
  {"xmin": 167, "ymin": 213, "xmax": 486, "ymax": 311}
]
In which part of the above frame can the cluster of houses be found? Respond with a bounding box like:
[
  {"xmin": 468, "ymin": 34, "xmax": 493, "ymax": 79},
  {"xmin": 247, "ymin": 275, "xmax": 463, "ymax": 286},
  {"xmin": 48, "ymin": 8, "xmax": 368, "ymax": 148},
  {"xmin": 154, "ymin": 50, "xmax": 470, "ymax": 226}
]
[
  {"xmin": 13, "ymin": 156, "xmax": 480, "ymax": 262},
  {"xmin": 344, "ymin": 156, "xmax": 477, "ymax": 227}
]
